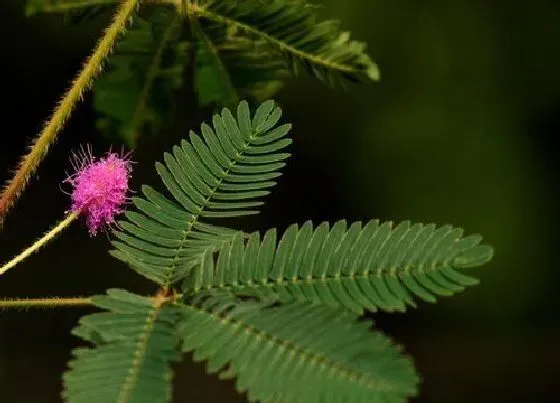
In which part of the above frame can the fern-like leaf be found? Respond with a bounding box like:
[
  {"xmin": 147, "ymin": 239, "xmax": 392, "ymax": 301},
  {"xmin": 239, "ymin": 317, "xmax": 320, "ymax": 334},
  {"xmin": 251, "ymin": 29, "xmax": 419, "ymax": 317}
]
[
  {"xmin": 184, "ymin": 220, "xmax": 494, "ymax": 314},
  {"xmin": 191, "ymin": 0, "xmax": 379, "ymax": 85},
  {"xmin": 193, "ymin": 19, "xmax": 289, "ymax": 107},
  {"xmin": 93, "ymin": 7, "xmax": 188, "ymax": 146},
  {"xmin": 180, "ymin": 293, "xmax": 419, "ymax": 403},
  {"xmin": 63, "ymin": 289, "xmax": 181, "ymax": 403},
  {"xmin": 111, "ymin": 100, "xmax": 292, "ymax": 286}
]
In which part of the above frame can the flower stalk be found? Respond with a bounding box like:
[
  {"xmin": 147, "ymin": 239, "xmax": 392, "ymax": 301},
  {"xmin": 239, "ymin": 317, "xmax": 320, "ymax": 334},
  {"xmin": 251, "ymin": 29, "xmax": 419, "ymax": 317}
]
[{"xmin": 0, "ymin": 211, "xmax": 79, "ymax": 277}]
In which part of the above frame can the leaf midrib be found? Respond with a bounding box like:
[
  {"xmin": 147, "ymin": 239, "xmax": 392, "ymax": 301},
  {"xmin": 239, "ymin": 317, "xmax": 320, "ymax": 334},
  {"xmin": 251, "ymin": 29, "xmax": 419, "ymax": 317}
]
[
  {"xmin": 188, "ymin": 304, "xmax": 395, "ymax": 393},
  {"xmin": 162, "ymin": 127, "xmax": 260, "ymax": 287},
  {"xmin": 116, "ymin": 299, "xmax": 163, "ymax": 403},
  {"xmin": 189, "ymin": 260, "xmax": 457, "ymax": 294},
  {"xmin": 189, "ymin": 2, "xmax": 363, "ymax": 75}
]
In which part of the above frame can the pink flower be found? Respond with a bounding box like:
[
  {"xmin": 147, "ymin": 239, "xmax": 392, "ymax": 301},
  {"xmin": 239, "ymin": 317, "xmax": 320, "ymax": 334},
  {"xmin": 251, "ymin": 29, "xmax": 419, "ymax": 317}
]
[{"xmin": 65, "ymin": 147, "xmax": 132, "ymax": 236}]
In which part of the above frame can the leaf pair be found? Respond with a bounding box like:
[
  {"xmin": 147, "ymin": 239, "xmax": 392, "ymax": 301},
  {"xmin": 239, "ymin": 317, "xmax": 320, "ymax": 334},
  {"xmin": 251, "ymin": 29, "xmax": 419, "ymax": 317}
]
[
  {"xmin": 62, "ymin": 100, "xmax": 492, "ymax": 403},
  {"xmin": 65, "ymin": 289, "xmax": 418, "ymax": 403}
]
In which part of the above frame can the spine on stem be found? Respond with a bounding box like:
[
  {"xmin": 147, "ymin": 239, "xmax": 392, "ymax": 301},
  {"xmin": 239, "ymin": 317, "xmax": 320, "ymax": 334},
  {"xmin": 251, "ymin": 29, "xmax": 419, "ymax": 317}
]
[{"xmin": 0, "ymin": 296, "xmax": 93, "ymax": 310}]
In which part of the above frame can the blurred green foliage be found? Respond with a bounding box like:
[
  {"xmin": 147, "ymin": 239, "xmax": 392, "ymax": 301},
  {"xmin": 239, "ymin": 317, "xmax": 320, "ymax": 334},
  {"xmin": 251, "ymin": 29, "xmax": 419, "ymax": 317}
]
[
  {"xmin": 93, "ymin": 7, "xmax": 188, "ymax": 147},
  {"xmin": 287, "ymin": 0, "xmax": 560, "ymax": 322}
]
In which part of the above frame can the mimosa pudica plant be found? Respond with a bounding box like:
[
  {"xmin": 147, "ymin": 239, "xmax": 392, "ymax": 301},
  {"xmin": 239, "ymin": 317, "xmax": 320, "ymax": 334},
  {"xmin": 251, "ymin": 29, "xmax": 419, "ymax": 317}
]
[{"xmin": 0, "ymin": 1, "xmax": 494, "ymax": 402}]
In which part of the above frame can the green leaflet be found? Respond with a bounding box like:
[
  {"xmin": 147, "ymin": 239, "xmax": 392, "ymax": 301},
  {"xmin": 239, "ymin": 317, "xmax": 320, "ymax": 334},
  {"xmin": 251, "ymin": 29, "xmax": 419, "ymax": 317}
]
[
  {"xmin": 183, "ymin": 220, "xmax": 494, "ymax": 314},
  {"xmin": 93, "ymin": 7, "xmax": 188, "ymax": 146},
  {"xmin": 192, "ymin": 19, "xmax": 238, "ymax": 108},
  {"xmin": 180, "ymin": 293, "xmax": 419, "ymax": 403},
  {"xmin": 192, "ymin": 19, "xmax": 289, "ymax": 108},
  {"xmin": 111, "ymin": 100, "xmax": 292, "ymax": 286},
  {"xmin": 191, "ymin": 0, "xmax": 380, "ymax": 85},
  {"xmin": 63, "ymin": 289, "xmax": 182, "ymax": 403}
]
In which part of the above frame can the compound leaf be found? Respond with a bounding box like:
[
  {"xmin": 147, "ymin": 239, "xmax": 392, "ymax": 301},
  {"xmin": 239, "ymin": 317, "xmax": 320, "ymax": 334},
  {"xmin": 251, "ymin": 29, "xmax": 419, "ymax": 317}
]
[
  {"xmin": 184, "ymin": 220, "xmax": 494, "ymax": 313},
  {"xmin": 63, "ymin": 289, "xmax": 181, "ymax": 403},
  {"xmin": 111, "ymin": 101, "xmax": 291, "ymax": 287},
  {"xmin": 180, "ymin": 294, "xmax": 419, "ymax": 403}
]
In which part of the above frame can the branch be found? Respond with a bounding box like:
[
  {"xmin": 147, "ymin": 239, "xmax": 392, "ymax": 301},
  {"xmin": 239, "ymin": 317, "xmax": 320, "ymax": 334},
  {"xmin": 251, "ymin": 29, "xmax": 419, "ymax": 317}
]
[
  {"xmin": 0, "ymin": 292, "xmax": 179, "ymax": 310},
  {"xmin": 0, "ymin": 296, "xmax": 93, "ymax": 310},
  {"xmin": 0, "ymin": 0, "xmax": 140, "ymax": 227}
]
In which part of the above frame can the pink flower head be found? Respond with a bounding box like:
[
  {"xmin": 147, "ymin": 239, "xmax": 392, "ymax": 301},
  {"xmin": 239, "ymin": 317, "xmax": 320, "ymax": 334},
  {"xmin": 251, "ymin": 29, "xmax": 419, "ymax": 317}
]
[{"xmin": 65, "ymin": 147, "xmax": 132, "ymax": 236}]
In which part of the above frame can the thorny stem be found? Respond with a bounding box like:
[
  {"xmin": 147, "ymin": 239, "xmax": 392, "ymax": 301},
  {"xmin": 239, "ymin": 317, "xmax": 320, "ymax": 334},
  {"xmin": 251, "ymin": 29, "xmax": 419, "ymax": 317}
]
[
  {"xmin": 0, "ymin": 0, "xmax": 140, "ymax": 227},
  {"xmin": 1, "ymin": 291, "xmax": 185, "ymax": 320},
  {"xmin": 2, "ymin": 0, "xmax": 185, "ymax": 320},
  {"xmin": 0, "ymin": 296, "xmax": 93, "ymax": 310},
  {"xmin": 0, "ymin": 211, "xmax": 79, "ymax": 277},
  {"xmin": 0, "ymin": 294, "xmax": 180, "ymax": 310}
]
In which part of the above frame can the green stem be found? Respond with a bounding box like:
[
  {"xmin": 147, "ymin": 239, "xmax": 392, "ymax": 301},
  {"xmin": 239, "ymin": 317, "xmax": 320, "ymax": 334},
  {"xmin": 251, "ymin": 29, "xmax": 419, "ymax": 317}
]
[
  {"xmin": 0, "ymin": 211, "xmax": 79, "ymax": 277},
  {"xmin": 0, "ymin": 0, "xmax": 140, "ymax": 226}
]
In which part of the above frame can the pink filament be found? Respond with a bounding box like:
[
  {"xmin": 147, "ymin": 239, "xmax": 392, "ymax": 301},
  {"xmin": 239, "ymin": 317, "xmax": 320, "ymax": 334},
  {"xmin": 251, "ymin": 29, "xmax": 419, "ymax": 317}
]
[{"xmin": 65, "ymin": 149, "xmax": 132, "ymax": 235}]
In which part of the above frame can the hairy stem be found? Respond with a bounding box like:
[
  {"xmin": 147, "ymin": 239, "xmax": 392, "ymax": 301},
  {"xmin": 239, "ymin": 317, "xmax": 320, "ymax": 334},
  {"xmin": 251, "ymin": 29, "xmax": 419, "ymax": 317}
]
[
  {"xmin": 0, "ymin": 296, "xmax": 93, "ymax": 310},
  {"xmin": 0, "ymin": 211, "xmax": 79, "ymax": 277},
  {"xmin": 0, "ymin": 293, "xmax": 178, "ymax": 310},
  {"xmin": 0, "ymin": 0, "xmax": 140, "ymax": 227}
]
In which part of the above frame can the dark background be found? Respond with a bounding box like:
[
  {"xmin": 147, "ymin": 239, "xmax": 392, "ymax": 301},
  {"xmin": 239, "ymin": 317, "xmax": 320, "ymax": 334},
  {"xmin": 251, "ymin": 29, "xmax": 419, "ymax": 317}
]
[{"xmin": 1, "ymin": 0, "xmax": 559, "ymax": 402}]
